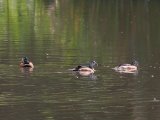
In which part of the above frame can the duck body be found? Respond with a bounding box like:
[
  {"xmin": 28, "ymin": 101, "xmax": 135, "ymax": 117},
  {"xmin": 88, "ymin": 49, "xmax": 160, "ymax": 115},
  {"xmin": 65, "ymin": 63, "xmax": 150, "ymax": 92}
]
[
  {"xmin": 115, "ymin": 64, "xmax": 137, "ymax": 72},
  {"xmin": 113, "ymin": 61, "xmax": 138, "ymax": 73},
  {"xmin": 73, "ymin": 65, "xmax": 95, "ymax": 73},
  {"xmin": 20, "ymin": 62, "xmax": 34, "ymax": 68},
  {"xmin": 20, "ymin": 57, "xmax": 34, "ymax": 68},
  {"xmin": 72, "ymin": 61, "xmax": 98, "ymax": 74}
]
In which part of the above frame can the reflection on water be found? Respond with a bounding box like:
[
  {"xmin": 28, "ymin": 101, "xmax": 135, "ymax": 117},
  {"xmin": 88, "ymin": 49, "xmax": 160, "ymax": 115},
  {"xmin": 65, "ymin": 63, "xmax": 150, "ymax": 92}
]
[
  {"xmin": 72, "ymin": 71, "xmax": 97, "ymax": 80},
  {"xmin": 20, "ymin": 67, "xmax": 34, "ymax": 74},
  {"xmin": 0, "ymin": 0, "xmax": 160, "ymax": 120}
]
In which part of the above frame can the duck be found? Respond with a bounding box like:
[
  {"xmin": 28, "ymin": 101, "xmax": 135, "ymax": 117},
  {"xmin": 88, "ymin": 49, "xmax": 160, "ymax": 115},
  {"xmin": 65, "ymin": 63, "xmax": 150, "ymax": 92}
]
[
  {"xmin": 19, "ymin": 57, "xmax": 34, "ymax": 68},
  {"xmin": 113, "ymin": 60, "xmax": 139, "ymax": 73},
  {"xmin": 72, "ymin": 61, "xmax": 98, "ymax": 74}
]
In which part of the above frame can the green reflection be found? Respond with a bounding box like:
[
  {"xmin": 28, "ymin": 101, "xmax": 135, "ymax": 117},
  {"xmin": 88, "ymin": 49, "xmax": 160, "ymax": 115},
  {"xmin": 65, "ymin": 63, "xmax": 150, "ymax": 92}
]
[{"xmin": 1, "ymin": 0, "xmax": 160, "ymax": 64}]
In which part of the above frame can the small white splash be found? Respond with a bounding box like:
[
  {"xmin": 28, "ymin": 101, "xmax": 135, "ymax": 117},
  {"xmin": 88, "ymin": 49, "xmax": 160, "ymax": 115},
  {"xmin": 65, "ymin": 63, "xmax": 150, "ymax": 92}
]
[
  {"xmin": 54, "ymin": 72, "xmax": 63, "ymax": 74},
  {"xmin": 153, "ymin": 97, "xmax": 159, "ymax": 102},
  {"xmin": 104, "ymin": 65, "xmax": 110, "ymax": 68},
  {"xmin": 151, "ymin": 75, "xmax": 154, "ymax": 78}
]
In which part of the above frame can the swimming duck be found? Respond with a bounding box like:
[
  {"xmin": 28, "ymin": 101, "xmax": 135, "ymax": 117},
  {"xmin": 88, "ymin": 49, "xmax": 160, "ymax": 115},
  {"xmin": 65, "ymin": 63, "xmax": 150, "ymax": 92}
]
[
  {"xmin": 72, "ymin": 61, "xmax": 98, "ymax": 73},
  {"xmin": 113, "ymin": 61, "xmax": 139, "ymax": 73},
  {"xmin": 19, "ymin": 57, "xmax": 34, "ymax": 68}
]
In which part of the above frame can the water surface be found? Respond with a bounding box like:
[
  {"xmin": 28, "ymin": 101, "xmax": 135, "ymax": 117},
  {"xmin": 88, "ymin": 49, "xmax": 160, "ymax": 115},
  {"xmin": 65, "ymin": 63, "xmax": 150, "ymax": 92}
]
[{"xmin": 0, "ymin": 0, "xmax": 160, "ymax": 120}]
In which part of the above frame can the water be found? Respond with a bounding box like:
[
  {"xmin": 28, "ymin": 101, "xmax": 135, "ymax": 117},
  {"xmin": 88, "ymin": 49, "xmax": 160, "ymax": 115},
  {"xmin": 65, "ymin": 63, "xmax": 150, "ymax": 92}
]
[{"xmin": 0, "ymin": 0, "xmax": 160, "ymax": 120}]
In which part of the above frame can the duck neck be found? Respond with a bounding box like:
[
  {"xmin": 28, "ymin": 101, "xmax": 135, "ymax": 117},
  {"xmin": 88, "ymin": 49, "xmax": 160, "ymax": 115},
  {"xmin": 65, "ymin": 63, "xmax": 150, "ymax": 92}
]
[{"xmin": 89, "ymin": 65, "xmax": 94, "ymax": 69}]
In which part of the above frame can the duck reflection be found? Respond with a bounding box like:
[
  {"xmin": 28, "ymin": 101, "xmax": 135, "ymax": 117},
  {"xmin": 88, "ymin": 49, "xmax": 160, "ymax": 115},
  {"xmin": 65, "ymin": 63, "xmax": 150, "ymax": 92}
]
[
  {"xmin": 72, "ymin": 71, "xmax": 97, "ymax": 80},
  {"xmin": 20, "ymin": 67, "xmax": 34, "ymax": 73}
]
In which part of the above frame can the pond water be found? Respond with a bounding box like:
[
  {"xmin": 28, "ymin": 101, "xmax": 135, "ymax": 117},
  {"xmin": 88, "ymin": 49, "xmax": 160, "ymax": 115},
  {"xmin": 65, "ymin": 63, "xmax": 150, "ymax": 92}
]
[{"xmin": 0, "ymin": 0, "xmax": 160, "ymax": 120}]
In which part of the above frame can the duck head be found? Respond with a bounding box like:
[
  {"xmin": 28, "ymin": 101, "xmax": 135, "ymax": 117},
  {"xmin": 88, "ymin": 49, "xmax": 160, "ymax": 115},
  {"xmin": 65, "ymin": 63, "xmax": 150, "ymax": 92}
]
[
  {"xmin": 22, "ymin": 57, "xmax": 29, "ymax": 64},
  {"xmin": 89, "ymin": 60, "xmax": 98, "ymax": 69},
  {"xmin": 131, "ymin": 60, "xmax": 139, "ymax": 67}
]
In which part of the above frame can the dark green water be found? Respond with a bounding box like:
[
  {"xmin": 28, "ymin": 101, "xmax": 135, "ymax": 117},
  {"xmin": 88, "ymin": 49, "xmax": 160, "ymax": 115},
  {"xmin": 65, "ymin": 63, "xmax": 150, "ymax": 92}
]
[{"xmin": 0, "ymin": 0, "xmax": 160, "ymax": 120}]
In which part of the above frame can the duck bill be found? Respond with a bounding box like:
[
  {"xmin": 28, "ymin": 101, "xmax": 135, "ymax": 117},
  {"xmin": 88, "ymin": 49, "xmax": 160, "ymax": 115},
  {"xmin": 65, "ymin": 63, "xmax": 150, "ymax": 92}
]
[{"xmin": 95, "ymin": 62, "xmax": 98, "ymax": 66}]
